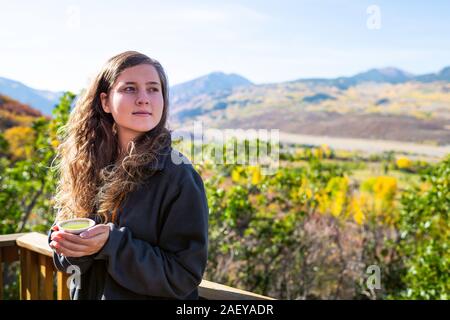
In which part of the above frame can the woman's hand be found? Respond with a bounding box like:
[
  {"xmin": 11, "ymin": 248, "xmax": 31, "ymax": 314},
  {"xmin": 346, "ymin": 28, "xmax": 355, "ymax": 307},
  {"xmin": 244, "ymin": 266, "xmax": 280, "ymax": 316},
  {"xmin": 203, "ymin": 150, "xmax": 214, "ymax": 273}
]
[{"xmin": 49, "ymin": 224, "xmax": 110, "ymax": 258}]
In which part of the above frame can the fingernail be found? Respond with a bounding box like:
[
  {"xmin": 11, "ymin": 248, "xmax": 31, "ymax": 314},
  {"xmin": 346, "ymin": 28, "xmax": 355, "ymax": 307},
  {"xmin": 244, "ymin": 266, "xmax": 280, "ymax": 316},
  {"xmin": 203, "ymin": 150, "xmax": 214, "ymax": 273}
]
[{"xmin": 80, "ymin": 232, "xmax": 88, "ymax": 238}]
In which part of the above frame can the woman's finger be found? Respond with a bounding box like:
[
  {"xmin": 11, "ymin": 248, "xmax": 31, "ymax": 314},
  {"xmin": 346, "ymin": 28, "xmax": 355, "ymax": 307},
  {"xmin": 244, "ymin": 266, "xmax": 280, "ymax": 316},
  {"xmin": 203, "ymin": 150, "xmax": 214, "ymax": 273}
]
[
  {"xmin": 53, "ymin": 231, "xmax": 90, "ymax": 245},
  {"xmin": 50, "ymin": 230, "xmax": 69, "ymax": 240},
  {"xmin": 79, "ymin": 224, "xmax": 110, "ymax": 239},
  {"xmin": 52, "ymin": 239, "xmax": 90, "ymax": 253},
  {"xmin": 60, "ymin": 247, "xmax": 82, "ymax": 258},
  {"xmin": 52, "ymin": 232, "xmax": 105, "ymax": 251},
  {"xmin": 52, "ymin": 242, "xmax": 85, "ymax": 258}
]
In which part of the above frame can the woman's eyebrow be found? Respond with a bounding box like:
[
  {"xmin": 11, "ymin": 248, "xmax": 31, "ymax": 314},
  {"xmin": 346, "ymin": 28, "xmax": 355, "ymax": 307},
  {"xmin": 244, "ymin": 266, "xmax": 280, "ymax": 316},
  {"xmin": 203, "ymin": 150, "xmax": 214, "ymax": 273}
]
[{"xmin": 122, "ymin": 81, "xmax": 161, "ymax": 86}]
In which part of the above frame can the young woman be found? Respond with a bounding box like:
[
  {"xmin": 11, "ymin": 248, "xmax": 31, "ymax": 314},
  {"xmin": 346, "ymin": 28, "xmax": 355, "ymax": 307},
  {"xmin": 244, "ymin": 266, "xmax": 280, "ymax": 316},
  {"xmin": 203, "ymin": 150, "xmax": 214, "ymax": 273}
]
[{"xmin": 48, "ymin": 51, "xmax": 209, "ymax": 300}]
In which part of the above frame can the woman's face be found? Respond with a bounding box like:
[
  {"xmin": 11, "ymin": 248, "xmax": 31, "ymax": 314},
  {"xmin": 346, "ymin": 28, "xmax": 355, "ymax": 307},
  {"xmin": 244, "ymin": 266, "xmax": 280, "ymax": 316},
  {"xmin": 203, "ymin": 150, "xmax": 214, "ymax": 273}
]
[{"xmin": 100, "ymin": 64, "xmax": 164, "ymax": 147}]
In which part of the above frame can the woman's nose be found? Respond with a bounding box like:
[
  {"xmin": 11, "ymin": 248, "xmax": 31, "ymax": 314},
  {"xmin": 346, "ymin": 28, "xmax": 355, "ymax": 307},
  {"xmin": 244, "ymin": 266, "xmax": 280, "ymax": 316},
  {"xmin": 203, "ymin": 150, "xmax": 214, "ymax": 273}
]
[{"xmin": 136, "ymin": 91, "xmax": 150, "ymax": 105}]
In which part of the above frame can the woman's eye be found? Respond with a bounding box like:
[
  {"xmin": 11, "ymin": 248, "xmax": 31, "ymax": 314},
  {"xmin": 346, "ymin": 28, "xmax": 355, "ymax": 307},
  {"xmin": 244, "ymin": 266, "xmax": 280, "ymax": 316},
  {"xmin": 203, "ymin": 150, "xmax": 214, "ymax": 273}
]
[
  {"xmin": 123, "ymin": 87, "xmax": 135, "ymax": 92},
  {"xmin": 148, "ymin": 88, "xmax": 159, "ymax": 92}
]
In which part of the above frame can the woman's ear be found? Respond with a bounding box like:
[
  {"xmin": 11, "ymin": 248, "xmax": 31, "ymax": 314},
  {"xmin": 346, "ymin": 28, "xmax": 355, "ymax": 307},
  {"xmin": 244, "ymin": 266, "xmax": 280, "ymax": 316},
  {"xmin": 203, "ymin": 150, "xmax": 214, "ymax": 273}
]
[{"xmin": 100, "ymin": 92, "xmax": 111, "ymax": 113}]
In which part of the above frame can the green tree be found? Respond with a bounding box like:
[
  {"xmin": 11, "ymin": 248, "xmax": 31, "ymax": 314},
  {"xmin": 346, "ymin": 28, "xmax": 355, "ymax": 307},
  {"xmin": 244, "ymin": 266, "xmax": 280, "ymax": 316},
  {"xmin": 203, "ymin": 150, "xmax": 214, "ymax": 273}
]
[
  {"xmin": 0, "ymin": 92, "xmax": 74, "ymax": 234},
  {"xmin": 395, "ymin": 156, "xmax": 449, "ymax": 299}
]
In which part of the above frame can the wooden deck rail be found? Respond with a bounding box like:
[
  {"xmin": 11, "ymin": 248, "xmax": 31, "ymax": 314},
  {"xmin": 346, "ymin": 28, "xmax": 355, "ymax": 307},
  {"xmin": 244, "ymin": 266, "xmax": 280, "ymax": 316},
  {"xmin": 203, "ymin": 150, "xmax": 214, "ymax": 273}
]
[{"xmin": 0, "ymin": 233, "xmax": 274, "ymax": 300}]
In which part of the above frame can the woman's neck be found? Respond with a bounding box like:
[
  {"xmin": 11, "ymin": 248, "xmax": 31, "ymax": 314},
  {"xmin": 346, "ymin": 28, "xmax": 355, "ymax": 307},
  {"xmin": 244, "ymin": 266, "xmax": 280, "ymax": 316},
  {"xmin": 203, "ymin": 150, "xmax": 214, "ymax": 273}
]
[{"xmin": 117, "ymin": 129, "xmax": 138, "ymax": 156}]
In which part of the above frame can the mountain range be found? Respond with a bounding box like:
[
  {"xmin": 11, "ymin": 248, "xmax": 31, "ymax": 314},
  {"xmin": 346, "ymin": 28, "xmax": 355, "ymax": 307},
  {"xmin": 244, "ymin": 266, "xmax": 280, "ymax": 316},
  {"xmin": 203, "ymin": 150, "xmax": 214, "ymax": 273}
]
[
  {"xmin": 1, "ymin": 66, "xmax": 449, "ymax": 145},
  {"xmin": 291, "ymin": 67, "xmax": 450, "ymax": 89},
  {"xmin": 0, "ymin": 77, "xmax": 63, "ymax": 116},
  {"xmin": 167, "ymin": 67, "xmax": 450, "ymax": 146},
  {"xmin": 1, "ymin": 66, "xmax": 450, "ymax": 116}
]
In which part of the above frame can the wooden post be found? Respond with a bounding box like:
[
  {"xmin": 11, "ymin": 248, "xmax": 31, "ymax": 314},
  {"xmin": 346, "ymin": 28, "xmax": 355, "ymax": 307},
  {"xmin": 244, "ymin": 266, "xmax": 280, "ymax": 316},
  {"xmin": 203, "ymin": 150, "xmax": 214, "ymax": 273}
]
[
  {"xmin": 23, "ymin": 249, "xmax": 38, "ymax": 300},
  {"xmin": 39, "ymin": 255, "xmax": 54, "ymax": 300},
  {"xmin": 21, "ymin": 249, "xmax": 39, "ymax": 300},
  {"xmin": 0, "ymin": 249, "xmax": 3, "ymax": 300},
  {"xmin": 19, "ymin": 248, "xmax": 27, "ymax": 300},
  {"xmin": 25, "ymin": 249, "xmax": 31, "ymax": 299},
  {"xmin": 3, "ymin": 246, "xmax": 19, "ymax": 263},
  {"xmin": 0, "ymin": 231, "xmax": 26, "ymax": 299},
  {"xmin": 57, "ymin": 271, "xmax": 69, "ymax": 300},
  {"xmin": 29, "ymin": 251, "xmax": 39, "ymax": 300}
]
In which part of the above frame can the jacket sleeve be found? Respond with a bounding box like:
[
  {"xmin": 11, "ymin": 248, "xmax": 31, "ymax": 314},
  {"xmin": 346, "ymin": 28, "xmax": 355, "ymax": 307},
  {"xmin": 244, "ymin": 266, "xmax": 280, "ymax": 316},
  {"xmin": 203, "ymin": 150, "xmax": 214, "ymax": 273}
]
[
  {"xmin": 94, "ymin": 167, "xmax": 209, "ymax": 299},
  {"xmin": 48, "ymin": 223, "xmax": 95, "ymax": 274}
]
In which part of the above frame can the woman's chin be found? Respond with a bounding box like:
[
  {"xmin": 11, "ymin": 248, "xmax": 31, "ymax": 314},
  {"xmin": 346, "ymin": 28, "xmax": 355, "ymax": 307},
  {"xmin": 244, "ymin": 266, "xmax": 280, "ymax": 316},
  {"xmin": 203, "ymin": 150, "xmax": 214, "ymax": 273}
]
[{"xmin": 135, "ymin": 125, "xmax": 158, "ymax": 134}]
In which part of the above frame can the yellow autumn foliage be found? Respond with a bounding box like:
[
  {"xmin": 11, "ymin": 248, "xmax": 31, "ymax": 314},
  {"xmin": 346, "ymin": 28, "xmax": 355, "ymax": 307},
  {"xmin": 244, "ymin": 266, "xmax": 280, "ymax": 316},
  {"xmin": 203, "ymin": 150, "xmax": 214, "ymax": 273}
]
[
  {"xmin": 396, "ymin": 156, "xmax": 412, "ymax": 169},
  {"xmin": 50, "ymin": 139, "xmax": 60, "ymax": 149},
  {"xmin": 373, "ymin": 176, "xmax": 397, "ymax": 201},
  {"xmin": 231, "ymin": 167, "xmax": 243, "ymax": 183},
  {"xmin": 293, "ymin": 177, "xmax": 314, "ymax": 203},
  {"xmin": 3, "ymin": 126, "xmax": 35, "ymax": 160},
  {"xmin": 248, "ymin": 166, "xmax": 262, "ymax": 185},
  {"xmin": 316, "ymin": 176, "xmax": 349, "ymax": 218},
  {"xmin": 360, "ymin": 176, "xmax": 398, "ymax": 224},
  {"xmin": 348, "ymin": 194, "xmax": 371, "ymax": 225},
  {"xmin": 231, "ymin": 165, "xmax": 263, "ymax": 186}
]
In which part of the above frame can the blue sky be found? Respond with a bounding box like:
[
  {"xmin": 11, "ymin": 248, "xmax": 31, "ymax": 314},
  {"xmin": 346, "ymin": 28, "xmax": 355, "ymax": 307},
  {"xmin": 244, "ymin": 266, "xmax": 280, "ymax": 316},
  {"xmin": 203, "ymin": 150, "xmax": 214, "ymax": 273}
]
[{"xmin": 0, "ymin": 0, "xmax": 449, "ymax": 92}]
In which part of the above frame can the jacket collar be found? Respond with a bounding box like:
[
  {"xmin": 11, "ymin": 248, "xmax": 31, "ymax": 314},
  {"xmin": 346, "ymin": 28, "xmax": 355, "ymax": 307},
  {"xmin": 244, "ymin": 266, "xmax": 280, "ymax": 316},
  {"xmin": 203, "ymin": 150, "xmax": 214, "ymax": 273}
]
[{"xmin": 149, "ymin": 144, "xmax": 173, "ymax": 171}]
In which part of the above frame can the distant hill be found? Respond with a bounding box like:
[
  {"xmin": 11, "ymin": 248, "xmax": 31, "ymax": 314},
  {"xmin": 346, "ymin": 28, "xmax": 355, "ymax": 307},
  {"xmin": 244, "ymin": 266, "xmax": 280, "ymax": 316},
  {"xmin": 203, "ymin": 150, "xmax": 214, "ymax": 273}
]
[
  {"xmin": 0, "ymin": 77, "xmax": 62, "ymax": 116},
  {"xmin": 292, "ymin": 67, "xmax": 450, "ymax": 89},
  {"xmin": 2, "ymin": 66, "xmax": 449, "ymax": 117},
  {"xmin": 168, "ymin": 67, "xmax": 450, "ymax": 122},
  {"xmin": 168, "ymin": 67, "xmax": 450, "ymax": 146},
  {"xmin": 2, "ymin": 66, "xmax": 449, "ymax": 145},
  {"xmin": 0, "ymin": 94, "xmax": 45, "ymax": 130},
  {"xmin": 0, "ymin": 71, "xmax": 253, "ymax": 117},
  {"xmin": 351, "ymin": 67, "xmax": 414, "ymax": 83},
  {"xmin": 415, "ymin": 66, "xmax": 450, "ymax": 82},
  {"xmin": 170, "ymin": 72, "xmax": 252, "ymax": 109}
]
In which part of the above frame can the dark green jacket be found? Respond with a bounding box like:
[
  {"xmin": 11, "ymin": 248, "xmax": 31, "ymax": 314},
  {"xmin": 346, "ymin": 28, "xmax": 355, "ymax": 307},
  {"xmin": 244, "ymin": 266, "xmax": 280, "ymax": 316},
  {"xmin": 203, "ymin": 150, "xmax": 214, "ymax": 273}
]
[{"xmin": 49, "ymin": 147, "xmax": 209, "ymax": 300}]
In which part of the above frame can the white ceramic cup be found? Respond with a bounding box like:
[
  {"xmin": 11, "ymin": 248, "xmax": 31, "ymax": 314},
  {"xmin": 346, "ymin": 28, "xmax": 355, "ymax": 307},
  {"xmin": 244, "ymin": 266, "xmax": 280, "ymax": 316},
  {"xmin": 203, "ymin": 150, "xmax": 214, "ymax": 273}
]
[{"xmin": 56, "ymin": 218, "xmax": 96, "ymax": 235}]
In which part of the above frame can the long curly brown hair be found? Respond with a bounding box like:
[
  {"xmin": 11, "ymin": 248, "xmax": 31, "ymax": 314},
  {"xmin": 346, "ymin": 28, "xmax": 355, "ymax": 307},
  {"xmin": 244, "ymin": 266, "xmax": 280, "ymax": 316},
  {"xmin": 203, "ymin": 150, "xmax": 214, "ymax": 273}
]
[{"xmin": 53, "ymin": 51, "xmax": 171, "ymax": 224}]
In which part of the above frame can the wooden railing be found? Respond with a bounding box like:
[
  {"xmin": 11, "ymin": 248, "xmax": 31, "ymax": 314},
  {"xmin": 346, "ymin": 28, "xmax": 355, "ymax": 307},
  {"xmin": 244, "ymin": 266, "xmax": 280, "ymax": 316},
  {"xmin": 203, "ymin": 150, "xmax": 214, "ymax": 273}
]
[{"xmin": 0, "ymin": 233, "xmax": 274, "ymax": 300}]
